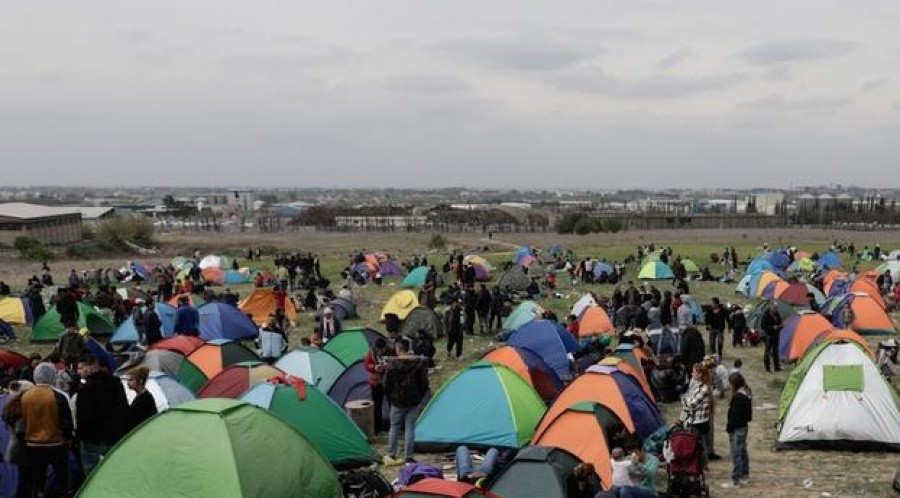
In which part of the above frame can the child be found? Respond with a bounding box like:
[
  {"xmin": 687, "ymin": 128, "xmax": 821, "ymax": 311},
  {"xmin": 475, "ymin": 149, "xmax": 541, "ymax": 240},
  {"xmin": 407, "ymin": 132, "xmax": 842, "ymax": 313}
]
[
  {"xmin": 731, "ymin": 359, "xmax": 743, "ymax": 376},
  {"xmin": 611, "ymin": 447, "xmax": 631, "ymax": 487},
  {"xmin": 725, "ymin": 373, "xmax": 752, "ymax": 487}
]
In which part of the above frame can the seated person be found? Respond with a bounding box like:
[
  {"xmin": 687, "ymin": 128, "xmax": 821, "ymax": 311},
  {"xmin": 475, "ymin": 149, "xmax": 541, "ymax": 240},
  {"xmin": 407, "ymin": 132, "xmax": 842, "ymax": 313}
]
[
  {"xmin": 565, "ymin": 462, "xmax": 599, "ymax": 498},
  {"xmin": 455, "ymin": 446, "xmax": 499, "ymax": 484},
  {"xmin": 629, "ymin": 446, "xmax": 659, "ymax": 493},
  {"xmin": 610, "ymin": 448, "xmax": 631, "ymax": 488}
]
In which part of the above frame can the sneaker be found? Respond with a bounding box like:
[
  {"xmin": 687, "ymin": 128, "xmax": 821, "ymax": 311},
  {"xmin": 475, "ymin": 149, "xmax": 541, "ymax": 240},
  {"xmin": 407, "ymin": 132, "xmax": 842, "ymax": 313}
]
[
  {"xmin": 382, "ymin": 455, "xmax": 402, "ymax": 466},
  {"xmin": 721, "ymin": 481, "xmax": 739, "ymax": 488}
]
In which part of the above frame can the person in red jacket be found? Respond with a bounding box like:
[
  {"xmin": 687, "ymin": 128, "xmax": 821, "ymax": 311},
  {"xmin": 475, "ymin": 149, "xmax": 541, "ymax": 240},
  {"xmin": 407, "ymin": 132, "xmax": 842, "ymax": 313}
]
[{"xmin": 364, "ymin": 338, "xmax": 394, "ymax": 434}]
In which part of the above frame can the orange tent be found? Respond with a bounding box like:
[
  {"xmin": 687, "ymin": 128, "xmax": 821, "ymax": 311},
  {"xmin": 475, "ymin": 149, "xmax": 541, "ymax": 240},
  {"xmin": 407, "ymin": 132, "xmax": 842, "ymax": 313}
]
[
  {"xmin": 849, "ymin": 279, "xmax": 886, "ymax": 310},
  {"xmin": 753, "ymin": 272, "xmax": 783, "ymax": 297},
  {"xmin": 238, "ymin": 288, "xmax": 298, "ymax": 326},
  {"xmin": 783, "ymin": 312, "xmax": 834, "ymax": 362},
  {"xmin": 531, "ymin": 403, "xmax": 612, "ymax": 490},
  {"xmin": 844, "ymin": 293, "xmax": 895, "ymax": 335},
  {"xmin": 578, "ymin": 307, "xmax": 615, "ymax": 338},
  {"xmin": 151, "ymin": 336, "xmax": 204, "ymax": 356},
  {"xmin": 598, "ymin": 356, "xmax": 654, "ymax": 401},
  {"xmin": 535, "ymin": 372, "xmax": 635, "ymax": 437},
  {"xmin": 201, "ymin": 267, "xmax": 225, "ymax": 285},
  {"xmin": 482, "ymin": 346, "xmax": 563, "ymax": 400},
  {"xmin": 814, "ymin": 329, "xmax": 873, "ymax": 356}
]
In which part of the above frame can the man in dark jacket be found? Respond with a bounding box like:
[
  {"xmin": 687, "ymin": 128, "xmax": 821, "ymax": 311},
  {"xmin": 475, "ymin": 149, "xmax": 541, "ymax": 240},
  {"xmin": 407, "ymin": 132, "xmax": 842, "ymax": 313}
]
[
  {"xmin": 445, "ymin": 300, "xmax": 464, "ymax": 360},
  {"xmin": 143, "ymin": 299, "xmax": 164, "ymax": 345},
  {"xmin": 56, "ymin": 287, "xmax": 80, "ymax": 329},
  {"xmin": 679, "ymin": 326, "xmax": 706, "ymax": 373},
  {"xmin": 623, "ymin": 281, "xmax": 641, "ymax": 307},
  {"xmin": 475, "ymin": 285, "xmax": 492, "ymax": 334},
  {"xmin": 53, "ymin": 324, "xmax": 86, "ymax": 367},
  {"xmin": 76, "ymin": 354, "xmax": 129, "ymax": 474},
  {"xmin": 383, "ymin": 339, "xmax": 429, "ymax": 464},
  {"xmin": 704, "ymin": 297, "xmax": 728, "ymax": 358},
  {"xmin": 488, "ymin": 287, "xmax": 505, "ymax": 332},
  {"xmin": 173, "ymin": 295, "xmax": 200, "ymax": 336},
  {"xmin": 760, "ymin": 305, "xmax": 783, "ymax": 372}
]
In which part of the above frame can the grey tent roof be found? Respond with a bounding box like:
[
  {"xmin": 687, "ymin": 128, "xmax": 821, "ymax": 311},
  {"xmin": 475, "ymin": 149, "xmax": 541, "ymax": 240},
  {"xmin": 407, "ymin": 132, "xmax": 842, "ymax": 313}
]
[
  {"xmin": 498, "ymin": 266, "xmax": 531, "ymax": 292},
  {"xmin": 488, "ymin": 445, "xmax": 596, "ymax": 498},
  {"xmin": 402, "ymin": 305, "xmax": 444, "ymax": 339},
  {"xmin": 116, "ymin": 349, "xmax": 184, "ymax": 377}
]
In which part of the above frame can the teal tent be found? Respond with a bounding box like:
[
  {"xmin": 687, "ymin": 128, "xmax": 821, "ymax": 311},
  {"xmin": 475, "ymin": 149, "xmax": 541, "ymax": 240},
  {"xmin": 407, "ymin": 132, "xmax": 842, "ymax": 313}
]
[{"xmin": 401, "ymin": 266, "xmax": 430, "ymax": 289}]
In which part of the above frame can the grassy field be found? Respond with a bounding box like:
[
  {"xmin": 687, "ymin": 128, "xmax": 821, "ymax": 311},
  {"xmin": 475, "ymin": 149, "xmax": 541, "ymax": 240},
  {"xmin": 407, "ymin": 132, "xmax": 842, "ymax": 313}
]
[{"xmin": 2, "ymin": 230, "xmax": 899, "ymax": 497}]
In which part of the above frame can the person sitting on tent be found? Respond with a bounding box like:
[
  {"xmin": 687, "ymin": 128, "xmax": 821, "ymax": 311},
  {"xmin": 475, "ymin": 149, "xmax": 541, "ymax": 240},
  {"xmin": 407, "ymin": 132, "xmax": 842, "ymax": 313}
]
[{"xmin": 173, "ymin": 295, "xmax": 200, "ymax": 337}]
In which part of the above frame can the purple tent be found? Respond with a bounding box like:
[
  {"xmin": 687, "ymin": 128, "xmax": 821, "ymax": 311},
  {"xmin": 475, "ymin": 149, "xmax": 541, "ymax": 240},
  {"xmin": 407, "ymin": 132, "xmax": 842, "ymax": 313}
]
[
  {"xmin": 379, "ymin": 260, "xmax": 406, "ymax": 278},
  {"xmin": 473, "ymin": 264, "xmax": 491, "ymax": 282},
  {"xmin": 327, "ymin": 361, "xmax": 388, "ymax": 421},
  {"xmin": 316, "ymin": 297, "xmax": 357, "ymax": 320}
]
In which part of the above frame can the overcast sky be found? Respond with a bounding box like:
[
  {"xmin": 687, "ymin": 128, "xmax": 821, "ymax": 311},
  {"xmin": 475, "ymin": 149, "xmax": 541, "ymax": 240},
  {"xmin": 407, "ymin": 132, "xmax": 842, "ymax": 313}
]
[{"xmin": 2, "ymin": 1, "xmax": 899, "ymax": 189}]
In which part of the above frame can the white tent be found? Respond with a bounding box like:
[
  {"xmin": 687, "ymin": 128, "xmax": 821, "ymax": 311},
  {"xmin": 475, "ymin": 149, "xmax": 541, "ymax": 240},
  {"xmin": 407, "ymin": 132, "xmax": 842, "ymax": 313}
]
[
  {"xmin": 570, "ymin": 293, "xmax": 598, "ymax": 319},
  {"xmin": 778, "ymin": 341, "xmax": 900, "ymax": 451},
  {"xmin": 198, "ymin": 255, "xmax": 222, "ymax": 269}
]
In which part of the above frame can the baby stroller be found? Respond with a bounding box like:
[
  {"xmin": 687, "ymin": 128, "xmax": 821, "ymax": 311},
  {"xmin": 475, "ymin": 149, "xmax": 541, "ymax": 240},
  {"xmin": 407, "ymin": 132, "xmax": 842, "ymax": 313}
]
[{"xmin": 664, "ymin": 425, "xmax": 709, "ymax": 497}]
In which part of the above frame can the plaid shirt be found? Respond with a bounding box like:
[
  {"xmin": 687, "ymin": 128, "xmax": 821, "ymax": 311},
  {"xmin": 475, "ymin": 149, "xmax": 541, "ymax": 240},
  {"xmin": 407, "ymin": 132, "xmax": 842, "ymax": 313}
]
[{"xmin": 680, "ymin": 380, "xmax": 711, "ymax": 425}]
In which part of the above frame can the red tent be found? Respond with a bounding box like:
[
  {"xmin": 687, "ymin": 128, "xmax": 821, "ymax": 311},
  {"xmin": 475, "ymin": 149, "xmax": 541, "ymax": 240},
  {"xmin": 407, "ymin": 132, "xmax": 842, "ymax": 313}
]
[{"xmin": 394, "ymin": 479, "xmax": 501, "ymax": 497}]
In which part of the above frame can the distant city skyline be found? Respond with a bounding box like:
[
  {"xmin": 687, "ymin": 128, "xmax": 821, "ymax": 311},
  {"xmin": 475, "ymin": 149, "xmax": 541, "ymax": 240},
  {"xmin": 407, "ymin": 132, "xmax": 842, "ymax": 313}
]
[{"xmin": 2, "ymin": 1, "xmax": 899, "ymax": 188}]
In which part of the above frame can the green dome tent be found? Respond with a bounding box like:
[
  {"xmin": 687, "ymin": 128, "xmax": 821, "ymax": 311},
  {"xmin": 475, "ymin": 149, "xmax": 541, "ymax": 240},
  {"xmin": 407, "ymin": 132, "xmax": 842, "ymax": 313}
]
[
  {"xmin": 241, "ymin": 377, "xmax": 377, "ymax": 469},
  {"xmin": 31, "ymin": 303, "xmax": 115, "ymax": 342},
  {"xmin": 77, "ymin": 399, "xmax": 342, "ymax": 497},
  {"xmin": 322, "ymin": 328, "xmax": 387, "ymax": 367}
]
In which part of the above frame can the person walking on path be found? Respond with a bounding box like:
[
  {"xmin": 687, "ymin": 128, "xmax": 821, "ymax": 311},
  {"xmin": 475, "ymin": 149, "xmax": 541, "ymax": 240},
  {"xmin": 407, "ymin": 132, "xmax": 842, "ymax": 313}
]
[{"xmin": 705, "ymin": 297, "xmax": 728, "ymax": 358}]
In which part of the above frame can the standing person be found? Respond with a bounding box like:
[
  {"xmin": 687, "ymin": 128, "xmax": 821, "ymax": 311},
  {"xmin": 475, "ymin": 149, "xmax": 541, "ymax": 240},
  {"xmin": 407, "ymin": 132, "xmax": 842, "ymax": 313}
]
[
  {"xmin": 126, "ymin": 366, "xmax": 157, "ymax": 432},
  {"xmin": 676, "ymin": 298, "xmax": 694, "ymax": 330},
  {"xmin": 444, "ymin": 300, "xmax": 464, "ymax": 360},
  {"xmin": 463, "ymin": 290, "xmax": 477, "ymax": 336},
  {"xmin": 677, "ymin": 364, "xmax": 713, "ymax": 466},
  {"xmin": 21, "ymin": 363, "xmax": 73, "ymax": 497},
  {"xmin": 318, "ymin": 307, "xmax": 342, "ymax": 343},
  {"xmin": 382, "ymin": 339, "xmax": 429, "ymax": 465},
  {"xmin": 730, "ymin": 306, "xmax": 747, "ymax": 348},
  {"xmin": 704, "ymin": 298, "xmax": 728, "ymax": 358},
  {"xmin": 3, "ymin": 380, "xmax": 35, "ymax": 498},
  {"xmin": 76, "ymin": 354, "xmax": 129, "ymax": 474},
  {"xmin": 760, "ymin": 305, "xmax": 783, "ymax": 372},
  {"xmin": 364, "ymin": 338, "xmax": 394, "ymax": 434},
  {"xmin": 724, "ymin": 373, "xmax": 752, "ymax": 488},
  {"xmin": 173, "ymin": 295, "xmax": 200, "ymax": 337},
  {"xmin": 56, "ymin": 286, "xmax": 80, "ymax": 330},
  {"xmin": 53, "ymin": 324, "xmax": 87, "ymax": 369},
  {"xmin": 143, "ymin": 299, "xmax": 163, "ymax": 345},
  {"xmin": 488, "ymin": 287, "xmax": 504, "ymax": 332},
  {"xmin": 475, "ymin": 284, "xmax": 491, "ymax": 334}
]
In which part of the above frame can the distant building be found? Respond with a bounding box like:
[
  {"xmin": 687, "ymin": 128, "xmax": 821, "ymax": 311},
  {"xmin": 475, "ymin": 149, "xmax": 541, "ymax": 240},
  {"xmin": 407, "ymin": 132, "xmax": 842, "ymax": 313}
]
[
  {"xmin": 748, "ymin": 191, "xmax": 784, "ymax": 215},
  {"xmin": 59, "ymin": 206, "xmax": 118, "ymax": 226},
  {"xmin": 0, "ymin": 203, "xmax": 82, "ymax": 245},
  {"xmin": 226, "ymin": 189, "xmax": 255, "ymax": 211},
  {"xmin": 335, "ymin": 215, "xmax": 427, "ymax": 230}
]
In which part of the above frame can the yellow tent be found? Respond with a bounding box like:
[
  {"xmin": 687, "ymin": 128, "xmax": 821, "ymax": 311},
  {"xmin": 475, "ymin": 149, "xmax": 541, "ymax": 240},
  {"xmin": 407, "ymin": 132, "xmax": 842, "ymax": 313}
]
[
  {"xmin": 463, "ymin": 255, "xmax": 494, "ymax": 270},
  {"xmin": 0, "ymin": 297, "xmax": 28, "ymax": 325},
  {"xmin": 380, "ymin": 290, "xmax": 419, "ymax": 321}
]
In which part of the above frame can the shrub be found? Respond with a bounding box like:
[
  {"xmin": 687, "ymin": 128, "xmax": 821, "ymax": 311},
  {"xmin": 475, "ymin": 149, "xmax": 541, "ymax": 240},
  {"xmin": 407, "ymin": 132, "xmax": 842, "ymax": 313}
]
[
  {"xmin": 428, "ymin": 234, "xmax": 447, "ymax": 249},
  {"xmin": 13, "ymin": 236, "xmax": 55, "ymax": 261},
  {"xmin": 603, "ymin": 219, "xmax": 623, "ymax": 233},
  {"xmin": 96, "ymin": 215, "xmax": 155, "ymax": 250}
]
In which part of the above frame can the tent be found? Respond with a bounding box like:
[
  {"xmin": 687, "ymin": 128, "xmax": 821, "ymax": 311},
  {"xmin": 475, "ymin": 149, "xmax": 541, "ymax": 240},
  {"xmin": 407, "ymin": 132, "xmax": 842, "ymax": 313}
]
[
  {"xmin": 241, "ymin": 377, "xmax": 377, "ymax": 469},
  {"xmin": 761, "ymin": 281, "xmax": 809, "ymax": 306},
  {"xmin": 597, "ymin": 356, "xmax": 654, "ymax": 402},
  {"xmin": 109, "ymin": 316, "xmax": 141, "ymax": 344},
  {"xmin": 464, "ymin": 254, "xmax": 494, "ymax": 270},
  {"xmin": 825, "ymin": 277, "xmax": 850, "ymax": 299},
  {"xmin": 513, "ymin": 246, "xmax": 534, "ymax": 264},
  {"xmin": 317, "ymin": 297, "xmax": 357, "ymax": 320},
  {"xmin": 401, "ymin": 266, "xmax": 431, "ymax": 289},
  {"xmin": 681, "ymin": 259, "xmax": 700, "ymax": 274},
  {"xmin": 830, "ymin": 293, "xmax": 896, "ymax": 335},
  {"xmin": 116, "ymin": 349, "xmax": 184, "ymax": 377},
  {"xmin": 416, "ymin": 361, "xmax": 546, "ymax": 451},
  {"xmin": 198, "ymin": 255, "xmax": 223, "ymax": 269},
  {"xmin": 472, "ymin": 264, "xmax": 491, "ymax": 282},
  {"xmin": 807, "ymin": 329, "xmax": 873, "ymax": 357},
  {"xmin": 875, "ymin": 260, "xmax": 900, "ymax": 282},
  {"xmin": 170, "ymin": 256, "xmax": 191, "ymax": 269},
  {"xmin": 322, "ymin": 328, "xmax": 387, "ymax": 366},
  {"xmin": 502, "ymin": 300, "xmax": 544, "ymax": 332},
  {"xmin": 326, "ymin": 361, "xmax": 374, "ymax": 414},
  {"xmin": 166, "ymin": 294, "xmax": 206, "ymax": 308},
  {"xmin": 121, "ymin": 372, "xmax": 195, "ymax": 412},
  {"xmin": 0, "ymin": 348, "xmax": 28, "ymax": 369},
  {"xmin": 395, "ymin": 478, "xmax": 499, "ymax": 498},
  {"xmin": 746, "ymin": 259, "xmax": 776, "ymax": 275},
  {"xmin": 487, "ymin": 445, "xmax": 597, "ymax": 498},
  {"xmin": 201, "ymin": 267, "xmax": 226, "ymax": 285},
  {"xmin": 77, "ymin": 399, "xmax": 342, "ymax": 497},
  {"xmin": 817, "ymin": 251, "xmax": 842, "ymax": 270},
  {"xmin": 535, "ymin": 366, "xmax": 663, "ymax": 442},
  {"xmin": 482, "ymin": 346, "xmax": 563, "ymax": 401},
  {"xmin": 197, "ymin": 362, "xmax": 283, "ymax": 399},
  {"xmin": 849, "ymin": 279, "xmax": 887, "ymax": 310},
  {"xmin": 592, "ymin": 262, "xmax": 614, "ymax": 279},
  {"xmin": 805, "ymin": 283, "xmax": 826, "ymax": 306},
  {"xmin": 750, "ymin": 271, "xmax": 783, "ymax": 298},
  {"xmin": 198, "ymin": 302, "xmax": 259, "ymax": 341},
  {"xmin": 379, "ymin": 259, "xmax": 406, "ymax": 277},
  {"xmin": 734, "ymin": 274, "xmax": 752, "ymax": 296},
  {"xmin": 151, "ymin": 335, "xmax": 204, "ymax": 356},
  {"xmin": 380, "ymin": 290, "xmax": 419, "ymax": 321},
  {"xmin": 764, "ymin": 251, "xmax": 792, "ymax": 270},
  {"xmin": 155, "ymin": 303, "xmax": 178, "ymax": 337},
  {"xmin": 117, "ymin": 287, "xmax": 152, "ymax": 302},
  {"xmin": 238, "ymin": 288, "xmax": 301, "ymax": 326},
  {"xmin": 275, "ymin": 347, "xmax": 347, "ymax": 394},
  {"xmin": 223, "ymin": 270, "xmax": 250, "ymax": 284},
  {"xmin": 778, "ymin": 312, "xmax": 833, "ymax": 362},
  {"xmin": 788, "ymin": 258, "xmax": 816, "ymax": 272},
  {"xmin": 498, "ymin": 266, "xmax": 531, "ymax": 293},
  {"xmin": 31, "ymin": 302, "xmax": 115, "ymax": 342},
  {"xmin": 746, "ymin": 299, "xmax": 796, "ymax": 332},
  {"xmin": 578, "ymin": 307, "xmax": 614, "ymax": 339},
  {"xmin": 637, "ymin": 261, "xmax": 674, "ymax": 280},
  {"xmin": 530, "ymin": 402, "xmax": 611, "ymax": 490},
  {"xmin": 507, "ymin": 320, "xmax": 579, "ymax": 382},
  {"xmin": 0, "ymin": 296, "xmax": 32, "ymax": 325},
  {"xmin": 777, "ymin": 341, "xmax": 900, "ymax": 451},
  {"xmin": 402, "ymin": 306, "xmax": 445, "ymax": 339},
  {"xmin": 177, "ymin": 340, "xmax": 260, "ymax": 393},
  {"xmin": 571, "ymin": 294, "xmax": 597, "ymax": 319}
]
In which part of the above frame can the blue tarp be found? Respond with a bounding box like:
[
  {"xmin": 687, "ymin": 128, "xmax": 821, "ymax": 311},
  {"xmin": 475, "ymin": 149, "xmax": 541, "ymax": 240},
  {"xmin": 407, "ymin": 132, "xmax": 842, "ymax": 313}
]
[{"xmin": 198, "ymin": 302, "xmax": 258, "ymax": 341}]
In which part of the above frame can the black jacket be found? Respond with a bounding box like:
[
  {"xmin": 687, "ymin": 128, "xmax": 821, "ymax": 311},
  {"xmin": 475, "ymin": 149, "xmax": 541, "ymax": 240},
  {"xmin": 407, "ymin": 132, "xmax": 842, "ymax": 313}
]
[
  {"xmin": 705, "ymin": 306, "xmax": 728, "ymax": 331},
  {"xmin": 127, "ymin": 390, "xmax": 158, "ymax": 432},
  {"xmin": 76, "ymin": 371, "xmax": 130, "ymax": 445},
  {"xmin": 384, "ymin": 357, "xmax": 429, "ymax": 409},
  {"xmin": 680, "ymin": 327, "xmax": 706, "ymax": 369},
  {"xmin": 726, "ymin": 389, "xmax": 753, "ymax": 433},
  {"xmin": 760, "ymin": 310, "xmax": 783, "ymax": 336}
]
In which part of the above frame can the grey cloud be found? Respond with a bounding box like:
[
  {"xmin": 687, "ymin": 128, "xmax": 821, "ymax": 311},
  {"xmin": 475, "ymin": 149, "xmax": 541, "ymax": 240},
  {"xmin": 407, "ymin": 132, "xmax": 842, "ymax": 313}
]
[
  {"xmin": 737, "ymin": 39, "xmax": 858, "ymax": 64},
  {"xmin": 436, "ymin": 36, "xmax": 597, "ymax": 71},
  {"xmin": 762, "ymin": 65, "xmax": 793, "ymax": 82},
  {"xmin": 658, "ymin": 47, "xmax": 695, "ymax": 69},
  {"xmin": 550, "ymin": 67, "xmax": 745, "ymax": 99},
  {"xmin": 861, "ymin": 78, "xmax": 886, "ymax": 92},
  {"xmin": 384, "ymin": 74, "xmax": 470, "ymax": 95},
  {"xmin": 217, "ymin": 47, "xmax": 364, "ymax": 73},
  {"xmin": 113, "ymin": 28, "xmax": 156, "ymax": 44},
  {"xmin": 206, "ymin": 28, "xmax": 244, "ymax": 39},
  {"xmin": 741, "ymin": 94, "xmax": 853, "ymax": 111}
]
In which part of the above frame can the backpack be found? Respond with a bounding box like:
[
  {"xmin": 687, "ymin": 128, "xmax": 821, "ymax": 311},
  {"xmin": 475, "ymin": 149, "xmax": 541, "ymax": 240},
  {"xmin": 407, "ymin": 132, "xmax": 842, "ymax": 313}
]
[{"xmin": 339, "ymin": 469, "xmax": 393, "ymax": 498}]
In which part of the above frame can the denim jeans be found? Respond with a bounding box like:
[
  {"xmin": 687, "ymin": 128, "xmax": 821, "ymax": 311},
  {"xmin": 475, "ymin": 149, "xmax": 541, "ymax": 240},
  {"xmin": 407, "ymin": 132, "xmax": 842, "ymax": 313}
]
[
  {"xmin": 729, "ymin": 427, "xmax": 749, "ymax": 481},
  {"xmin": 455, "ymin": 446, "xmax": 499, "ymax": 480},
  {"xmin": 80, "ymin": 441, "xmax": 111, "ymax": 475},
  {"xmin": 388, "ymin": 405, "xmax": 419, "ymax": 461},
  {"xmin": 708, "ymin": 329, "xmax": 724, "ymax": 357}
]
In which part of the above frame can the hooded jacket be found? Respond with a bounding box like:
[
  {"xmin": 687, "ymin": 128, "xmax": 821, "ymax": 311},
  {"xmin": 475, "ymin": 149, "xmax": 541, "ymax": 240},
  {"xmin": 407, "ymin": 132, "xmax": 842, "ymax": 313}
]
[{"xmin": 383, "ymin": 356, "xmax": 429, "ymax": 409}]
